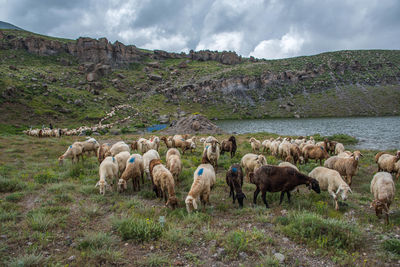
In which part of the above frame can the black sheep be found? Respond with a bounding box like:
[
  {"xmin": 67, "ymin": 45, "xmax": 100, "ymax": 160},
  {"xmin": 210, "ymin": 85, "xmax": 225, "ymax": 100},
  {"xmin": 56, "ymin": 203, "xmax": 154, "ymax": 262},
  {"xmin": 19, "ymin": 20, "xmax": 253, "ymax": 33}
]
[
  {"xmin": 249, "ymin": 165, "xmax": 320, "ymax": 208},
  {"xmin": 220, "ymin": 136, "xmax": 237, "ymax": 158},
  {"xmin": 226, "ymin": 164, "xmax": 246, "ymax": 207}
]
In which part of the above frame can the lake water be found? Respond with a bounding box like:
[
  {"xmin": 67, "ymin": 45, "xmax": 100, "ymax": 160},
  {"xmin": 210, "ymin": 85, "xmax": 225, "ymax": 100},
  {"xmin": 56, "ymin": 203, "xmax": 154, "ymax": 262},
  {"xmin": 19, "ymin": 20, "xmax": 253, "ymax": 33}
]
[{"xmin": 215, "ymin": 117, "xmax": 400, "ymax": 150}]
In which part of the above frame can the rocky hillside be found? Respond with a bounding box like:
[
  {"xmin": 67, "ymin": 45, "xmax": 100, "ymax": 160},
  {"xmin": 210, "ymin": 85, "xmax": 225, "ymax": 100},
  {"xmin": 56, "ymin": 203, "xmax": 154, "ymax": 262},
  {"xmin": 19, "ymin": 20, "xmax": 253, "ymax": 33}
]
[{"xmin": 1, "ymin": 28, "xmax": 400, "ymax": 132}]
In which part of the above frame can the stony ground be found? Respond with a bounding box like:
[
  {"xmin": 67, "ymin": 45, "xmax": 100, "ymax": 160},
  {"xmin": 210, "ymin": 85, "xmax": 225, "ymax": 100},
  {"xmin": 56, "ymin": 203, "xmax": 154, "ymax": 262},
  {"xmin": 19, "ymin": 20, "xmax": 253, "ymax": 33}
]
[{"xmin": 1, "ymin": 133, "xmax": 400, "ymax": 266}]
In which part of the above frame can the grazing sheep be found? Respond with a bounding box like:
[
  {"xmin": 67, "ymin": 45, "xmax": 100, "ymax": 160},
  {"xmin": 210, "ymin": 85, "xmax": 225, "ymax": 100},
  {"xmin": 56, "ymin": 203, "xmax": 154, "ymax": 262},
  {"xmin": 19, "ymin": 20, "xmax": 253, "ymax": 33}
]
[
  {"xmin": 377, "ymin": 151, "xmax": 400, "ymax": 180},
  {"xmin": 115, "ymin": 151, "xmax": 131, "ymax": 177},
  {"xmin": 118, "ymin": 154, "xmax": 144, "ymax": 192},
  {"xmin": 270, "ymin": 140, "xmax": 281, "ymax": 157},
  {"xmin": 161, "ymin": 136, "xmax": 174, "ymax": 148},
  {"xmin": 335, "ymin": 143, "xmax": 345, "ymax": 155},
  {"xmin": 143, "ymin": 149, "xmax": 161, "ymax": 180},
  {"xmin": 172, "ymin": 135, "xmax": 192, "ymax": 154},
  {"xmin": 249, "ymin": 137, "xmax": 262, "ymax": 153},
  {"xmin": 289, "ymin": 144, "xmax": 304, "ymax": 165},
  {"xmin": 226, "ymin": 164, "xmax": 246, "ymax": 208},
  {"xmin": 202, "ymin": 140, "xmax": 220, "ymax": 171},
  {"xmin": 167, "ymin": 155, "xmax": 182, "ymax": 182},
  {"xmin": 309, "ymin": 167, "xmax": 352, "ymax": 210},
  {"xmin": 166, "ymin": 148, "xmax": 181, "ymax": 165},
  {"xmin": 303, "ymin": 144, "xmax": 330, "ymax": 165},
  {"xmin": 375, "ymin": 151, "xmax": 391, "ymax": 163},
  {"xmin": 105, "ymin": 141, "xmax": 130, "ymax": 157},
  {"xmin": 370, "ymin": 172, "xmax": 395, "ymax": 224},
  {"xmin": 81, "ymin": 138, "xmax": 100, "ymax": 156},
  {"xmin": 185, "ymin": 158, "xmax": 216, "ymax": 213},
  {"xmin": 96, "ymin": 156, "xmax": 118, "ymax": 195},
  {"xmin": 278, "ymin": 139, "xmax": 291, "ymax": 159},
  {"xmin": 324, "ymin": 151, "xmax": 363, "ymax": 186},
  {"xmin": 262, "ymin": 138, "xmax": 273, "ymax": 153},
  {"xmin": 97, "ymin": 143, "xmax": 112, "ymax": 163},
  {"xmin": 240, "ymin": 153, "xmax": 267, "ymax": 182},
  {"xmin": 58, "ymin": 143, "xmax": 84, "ymax": 164},
  {"xmin": 249, "ymin": 165, "xmax": 320, "ymax": 208},
  {"xmin": 146, "ymin": 136, "xmax": 160, "ymax": 151},
  {"xmin": 136, "ymin": 138, "xmax": 149, "ymax": 153},
  {"xmin": 220, "ymin": 136, "xmax": 237, "ymax": 158},
  {"xmin": 150, "ymin": 159, "xmax": 178, "ymax": 209}
]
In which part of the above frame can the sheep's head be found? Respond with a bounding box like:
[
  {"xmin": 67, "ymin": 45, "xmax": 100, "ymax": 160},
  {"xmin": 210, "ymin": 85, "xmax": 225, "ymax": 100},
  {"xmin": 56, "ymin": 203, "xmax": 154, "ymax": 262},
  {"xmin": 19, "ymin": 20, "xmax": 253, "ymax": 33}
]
[
  {"xmin": 370, "ymin": 199, "xmax": 389, "ymax": 216},
  {"xmin": 307, "ymin": 178, "xmax": 320, "ymax": 194},
  {"xmin": 185, "ymin": 196, "xmax": 197, "ymax": 213},
  {"xmin": 166, "ymin": 196, "xmax": 179, "ymax": 209},
  {"xmin": 199, "ymin": 138, "xmax": 205, "ymax": 143},
  {"xmin": 117, "ymin": 179, "xmax": 127, "ymax": 193},
  {"xmin": 352, "ymin": 151, "xmax": 363, "ymax": 161},
  {"xmin": 336, "ymin": 184, "xmax": 352, "ymax": 201},
  {"xmin": 58, "ymin": 156, "xmax": 64, "ymax": 165},
  {"xmin": 236, "ymin": 192, "xmax": 246, "ymax": 208},
  {"xmin": 249, "ymin": 137, "xmax": 255, "ymax": 143},
  {"xmin": 257, "ymin": 155, "xmax": 267, "ymax": 166},
  {"xmin": 95, "ymin": 180, "xmax": 110, "ymax": 195}
]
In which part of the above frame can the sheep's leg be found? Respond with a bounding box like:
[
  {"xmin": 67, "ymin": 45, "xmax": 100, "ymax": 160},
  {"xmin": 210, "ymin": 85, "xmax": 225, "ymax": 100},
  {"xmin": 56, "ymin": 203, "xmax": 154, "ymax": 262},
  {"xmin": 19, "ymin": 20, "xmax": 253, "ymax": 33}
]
[
  {"xmin": 261, "ymin": 191, "xmax": 269, "ymax": 208},
  {"xmin": 279, "ymin": 192, "xmax": 285, "ymax": 205},
  {"xmin": 287, "ymin": 191, "xmax": 291, "ymax": 204},
  {"xmin": 328, "ymin": 190, "xmax": 338, "ymax": 210},
  {"xmin": 253, "ymin": 187, "xmax": 260, "ymax": 205}
]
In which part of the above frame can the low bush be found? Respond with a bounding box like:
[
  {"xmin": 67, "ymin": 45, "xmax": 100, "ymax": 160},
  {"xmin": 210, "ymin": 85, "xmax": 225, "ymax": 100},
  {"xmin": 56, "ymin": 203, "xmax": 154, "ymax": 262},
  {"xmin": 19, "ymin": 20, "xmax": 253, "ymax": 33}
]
[{"xmin": 112, "ymin": 217, "xmax": 164, "ymax": 242}]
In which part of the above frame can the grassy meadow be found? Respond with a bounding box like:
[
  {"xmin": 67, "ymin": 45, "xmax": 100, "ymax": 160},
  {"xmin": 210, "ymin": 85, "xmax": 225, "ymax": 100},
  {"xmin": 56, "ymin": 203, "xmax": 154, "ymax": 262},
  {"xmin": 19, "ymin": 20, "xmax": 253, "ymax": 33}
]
[{"xmin": 0, "ymin": 133, "xmax": 399, "ymax": 266}]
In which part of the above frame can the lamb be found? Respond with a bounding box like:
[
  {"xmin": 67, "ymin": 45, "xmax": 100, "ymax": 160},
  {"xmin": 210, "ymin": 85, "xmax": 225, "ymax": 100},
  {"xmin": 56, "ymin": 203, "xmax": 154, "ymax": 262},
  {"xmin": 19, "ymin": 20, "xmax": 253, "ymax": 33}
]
[
  {"xmin": 377, "ymin": 151, "xmax": 400, "ymax": 179},
  {"xmin": 220, "ymin": 136, "xmax": 237, "ymax": 158},
  {"xmin": 167, "ymin": 155, "xmax": 182, "ymax": 182},
  {"xmin": 97, "ymin": 143, "xmax": 112, "ymax": 163},
  {"xmin": 58, "ymin": 142, "xmax": 84, "ymax": 164},
  {"xmin": 249, "ymin": 165, "xmax": 320, "ymax": 208},
  {"xmin": 240, "ymin": 153, "xmax": 267, "ymax": 182},
  {"xmin": 370, "ymin": 172, "xmax": 395, "ymax": 224},
  {"xmin": 118, "ymin": 154, "xmax": 144, "ymax": 192},
  {"xmin": 309, "ymin": 167, "xmax": 352, "ymax": 210},
  {"xmin": 185, "ymin": 157, "xmax": 216, "ymax": 213},
  {"xmin": 202, "ymin": 140, "xmax": 220, "ymax": 170},
  {"xmin": 115, "ymin": 151, "xmax": 131, "ymax": 177},
  {"xmin": 149, "ymin": 159, "xmax": 178, "ymax": 209},
  {"xmin": 143, "ymin": 149, "xmax": 161, "ymax": 181},
  {"xmin": 335, "ymin": 142, "xmax": 345, "ymax": 155},
  {"xmin": 96, "ymin": 156, "xmax": 118, "ymax": 195},
  {"xmin": 105, "ymin": 141, "xmax": 130, "ymax": 157},
  {"xmin": 249, "ymin": 137, "xmax": 262, "ymax": 153},
  {"xmin": 225, "ymin": 164, "xmax": 246, "ymax": 208},
  {"xmin": 303, "ymin": 144, "xmax": 330, "ymax": 165},
  {"xmin": 324, "ymin": 150, "xmax": 363, "ymax": 186}
]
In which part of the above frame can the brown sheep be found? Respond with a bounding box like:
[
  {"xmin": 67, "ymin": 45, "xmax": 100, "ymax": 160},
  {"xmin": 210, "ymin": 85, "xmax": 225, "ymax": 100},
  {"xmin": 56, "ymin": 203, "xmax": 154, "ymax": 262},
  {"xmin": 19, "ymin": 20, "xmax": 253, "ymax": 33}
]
[
  {"xmin": 324, "ymin": 151, "xmax": 363, "ymax": 186},
  {"xmin": 97, "ymin": 143, "xmax": 112, "ymax": 163},
  {"xmin": 303, "ymin": 144, "xmax": 330, "ymax": 165},
  {"xmin": 225, "ymin": 164, "xmax": 246, "ymax": 208},
  {"xmin": 220, "ymin": 136, "xmax": 237, "ymax": 158},
  {"xmin": 149, "ymin": 159, "xmax": 178, "ymax": 209}
]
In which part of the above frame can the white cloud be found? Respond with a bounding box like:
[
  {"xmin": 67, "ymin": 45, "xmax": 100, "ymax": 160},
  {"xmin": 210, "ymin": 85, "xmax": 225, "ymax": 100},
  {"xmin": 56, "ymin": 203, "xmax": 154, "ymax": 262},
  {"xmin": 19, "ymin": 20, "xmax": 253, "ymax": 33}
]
[
  {"xmin": 196, "ymin": 31, "xmax": 243, "ymax": 52},
  {"xmin": 250, "ymin": 28, "xmax": 308, "ymax": 59}
]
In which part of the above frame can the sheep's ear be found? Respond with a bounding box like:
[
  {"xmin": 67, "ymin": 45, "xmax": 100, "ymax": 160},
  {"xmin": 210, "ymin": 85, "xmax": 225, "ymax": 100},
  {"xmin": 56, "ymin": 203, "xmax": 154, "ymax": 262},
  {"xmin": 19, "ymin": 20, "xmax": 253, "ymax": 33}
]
[
  {"xmin": 95, "ymin": 181, "xmax": 99, "ymax": 188},
  {"xmin": 360, "ymin": 153, "xmax": 364, "ymax": 157},
  {"xmin": 192, "ymin": 199, "xmax": 198, "ymax": 210}
]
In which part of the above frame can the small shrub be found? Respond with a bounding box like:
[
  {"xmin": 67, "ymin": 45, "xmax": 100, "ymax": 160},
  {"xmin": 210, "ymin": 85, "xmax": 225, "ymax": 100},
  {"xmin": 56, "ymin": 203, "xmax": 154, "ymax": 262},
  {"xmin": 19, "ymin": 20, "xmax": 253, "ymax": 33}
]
[
  {"xmin": 6, "ymin": 252, "xmax": 45, "ymax": 267},
  {"xmin": 33, "ymin": 171, "xmax": 58, "ymax": 184},
  {"xmin": 27, "ymin": 211, "xmax": 57, "ymax": 232},
  {"xmin": 0, "ymin": 208, "xmax": 18, "ymax": 222},
  {"xmin": 5, "ymin": 192, "xmax": 25, "ymax": 202},
  {"xmin": 383, "ymin": 239, "xmax": 400, "ymax": 255},
  {"xmin": 78, "ymin": 232, "xmax": 115, "ymax": 250},
  {"xmin": 0, "ymin": 177, "xmax": 25, "ymax": 192},
  {"xmin": 113, "ymin": 217, "xmax": 164, "ymax": 242},
  {"xmin": 142, "ymin": 254, "xmax": 169, "ymax": 267}
]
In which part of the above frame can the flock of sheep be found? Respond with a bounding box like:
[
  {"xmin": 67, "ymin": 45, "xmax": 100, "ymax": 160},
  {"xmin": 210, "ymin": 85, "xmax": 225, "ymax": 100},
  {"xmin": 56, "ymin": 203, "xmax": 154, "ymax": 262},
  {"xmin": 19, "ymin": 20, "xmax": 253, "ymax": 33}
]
[{"xmin": 57, "ymin": 134, "xmax": 399, "ymax": 223}]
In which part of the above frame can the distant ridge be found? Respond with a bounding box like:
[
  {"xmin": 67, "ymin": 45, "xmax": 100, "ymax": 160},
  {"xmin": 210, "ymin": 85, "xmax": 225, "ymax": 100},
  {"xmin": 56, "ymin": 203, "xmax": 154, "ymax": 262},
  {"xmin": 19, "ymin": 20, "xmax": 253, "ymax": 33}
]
[{"xmin": 0, "ymin": 21, "xmax": 23, "ymax": 30}]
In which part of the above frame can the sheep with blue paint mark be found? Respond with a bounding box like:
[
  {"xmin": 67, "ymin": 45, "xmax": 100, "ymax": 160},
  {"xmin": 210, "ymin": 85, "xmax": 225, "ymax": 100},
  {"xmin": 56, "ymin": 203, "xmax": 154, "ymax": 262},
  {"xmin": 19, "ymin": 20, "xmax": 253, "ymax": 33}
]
[
  {"xmin": 118, "ymin": 154, "xmax": 144, "ymax": 192},
  {"xmin": 96, "ymin": 156, "xmax": 118, "ymax": 195},
  {"xmin": 226, "ymin": 164, "xmax": 246, "ymax": 208},
  {"xmin": 185, "ymin": 156, "xmax": 216, "ymax": 213},
  {"xmin": 115, "ymin": 151, "xmax": 131, "ymax": 177},
  {"xmin": 58, "ymin": 142, "xmax": 84, "ymax": 165},
  {"xmin": 105, "ymin": 141, "xmax": 130, "ymax": 157}
]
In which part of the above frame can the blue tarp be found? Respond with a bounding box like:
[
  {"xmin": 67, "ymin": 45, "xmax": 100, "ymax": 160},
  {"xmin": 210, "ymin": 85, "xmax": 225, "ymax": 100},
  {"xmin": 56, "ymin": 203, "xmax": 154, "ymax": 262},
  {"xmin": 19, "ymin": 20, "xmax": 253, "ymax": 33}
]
[{"xmin": 147, "ymin": 124, "xmax": 168, "ymax": 132}]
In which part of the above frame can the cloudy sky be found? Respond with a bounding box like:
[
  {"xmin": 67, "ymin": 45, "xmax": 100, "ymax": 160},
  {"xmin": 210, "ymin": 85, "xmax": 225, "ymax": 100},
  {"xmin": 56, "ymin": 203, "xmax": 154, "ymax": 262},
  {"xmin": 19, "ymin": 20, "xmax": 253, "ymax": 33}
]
[{"xmin": 1, "ymin": 0, "xmax": 399, "ymax": 59}]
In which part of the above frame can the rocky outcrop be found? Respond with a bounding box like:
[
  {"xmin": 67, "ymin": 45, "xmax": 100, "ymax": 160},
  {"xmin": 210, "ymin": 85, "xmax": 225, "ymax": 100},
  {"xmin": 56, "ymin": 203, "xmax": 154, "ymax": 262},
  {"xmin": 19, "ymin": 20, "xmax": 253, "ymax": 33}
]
[
  {"xmin": 160, "ymin": 114, "xmax": 225, "ymax": 135},
  {"xmin": 0, "ymin": 30, "xmax": 243, "ymax": 66}
]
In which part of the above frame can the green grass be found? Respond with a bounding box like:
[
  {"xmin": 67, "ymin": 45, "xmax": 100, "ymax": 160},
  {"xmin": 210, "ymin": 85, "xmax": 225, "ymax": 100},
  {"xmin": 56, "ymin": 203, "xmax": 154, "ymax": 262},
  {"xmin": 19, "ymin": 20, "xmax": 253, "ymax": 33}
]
[
  {"xmin": 383, "ymin": 239, "xmax": 400, "ymax": 255},
  {"xmin": 112, "ymin": 216, "xmax": 164, "ymax": 242},
  {"xmin": 6, "ymin": 252, "xmax": 45, "ymax": 267}
]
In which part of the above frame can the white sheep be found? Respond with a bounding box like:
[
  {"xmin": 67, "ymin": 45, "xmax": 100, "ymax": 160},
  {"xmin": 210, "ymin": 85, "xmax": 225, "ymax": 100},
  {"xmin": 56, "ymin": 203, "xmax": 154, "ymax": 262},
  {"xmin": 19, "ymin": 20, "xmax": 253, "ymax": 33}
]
[
  {"xmin": 262, "ymin": 138, "xmax": 273, "ymax": 153},
  {"xmin": 202, "ymin": 140, "xmax": 220, "ymax": 171},
  {"xmin": 324, "ymin": 151, "xmax": 363, "ymax": 186},
  {"xmin": 96, "ymin": 156, "xmax": 118, "ymax": 195},
  {"xmin": 278, "ymin": 161, "xmax": 299, "ymax": 171},
  {"xmin": 270, "ymin": 140, "xmax": 281, "ymax": 157},
  {"xmin": 118, "ymin": 154, "xmax": 144, "ymax": 192},
  {"xmin": 370, "ymin": 172, "xmax": 395, "ymax": 224},
  {"xmin": 240, "ymin": 153, "xmax": 267, "ymax": 182},
  {"xmin": 106, "ymin": 141, "xmax": 130, "ymax": 157},
  {"xmin": 58, "ymin": 142, "xmax": 84, "ymax": 164},
  {"xmin": 81, "ymin": 137, "xmax": 100, "ymax": 156},
  {"xmin": 309, "ymin": 167, "xmax": 352, "ymax": 210},
  {"xmin": 97, "ymin": 143, "xmax": 112, "ymax": 163},
  {"xmin": 166, "ymin": 148, "xmax": 181, "ymax": 166},
  {"xmin": 146, "ymin": 136, "xmax": 160, "ymax": 151},
  {"xmin": 335, "ymin": 143, "xmax": 345, "ymax": 155},
  {"xmin": 377, "ymin": 152, "xmax": 400, "ymax": 180},
  {"xmin": 143, "ymin": 149, "xmax": 161, "ymax": 180},
  {"xmin": 185, "ymin": 163, "xmax": 216, "ymax": 213},
  {"xmin": 167, "ymin": 155, "xmax": 182, "ymax": 182},
  {"xmin": 115, "ymin": 151, "xmax": 131, "ymax": 177},
  {"xmin": 249, "ymin": 137, "xmax": 262, "ymax": 153}
]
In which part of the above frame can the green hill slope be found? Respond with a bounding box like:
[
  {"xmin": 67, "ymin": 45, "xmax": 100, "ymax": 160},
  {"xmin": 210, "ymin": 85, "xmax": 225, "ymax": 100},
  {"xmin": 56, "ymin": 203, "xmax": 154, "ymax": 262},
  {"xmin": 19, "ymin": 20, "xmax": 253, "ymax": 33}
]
[{"xmin": 0, "ymin": 29, "xmax": 399, "ymax": 132}]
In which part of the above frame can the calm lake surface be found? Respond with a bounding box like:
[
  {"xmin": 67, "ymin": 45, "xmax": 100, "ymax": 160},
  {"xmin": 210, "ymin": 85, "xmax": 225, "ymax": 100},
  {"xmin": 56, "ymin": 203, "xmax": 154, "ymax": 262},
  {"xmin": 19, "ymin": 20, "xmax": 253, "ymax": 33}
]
[{"xmin": 215, "ymin": 117, "xmax": 400, "ymax": 150}]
